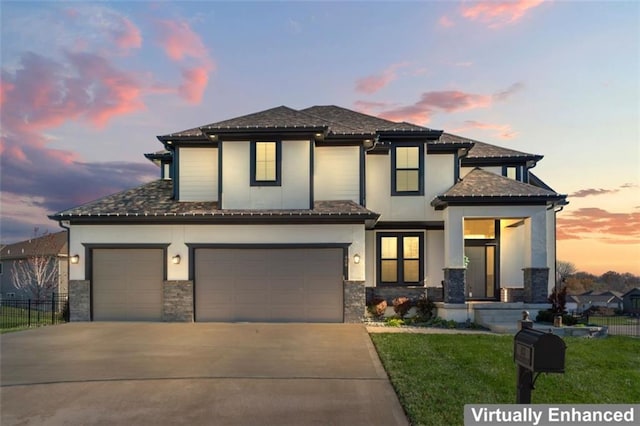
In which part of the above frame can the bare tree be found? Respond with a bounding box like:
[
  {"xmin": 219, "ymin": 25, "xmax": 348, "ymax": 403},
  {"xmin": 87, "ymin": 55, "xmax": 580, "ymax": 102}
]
[
  {"xmin": 10, "ymin": 228, "xmax": 59, "ymax": 299},
  {"xmin": 556, "ymin": 260, "xmax": 577, "ymax": 283}
]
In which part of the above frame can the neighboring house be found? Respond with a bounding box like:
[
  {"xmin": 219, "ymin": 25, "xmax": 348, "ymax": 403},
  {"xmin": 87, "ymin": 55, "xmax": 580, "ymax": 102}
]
[
  {"xmin": 567, "ymin": 291, "xmax": 624, "ymax": 314},
  {"xmin": 622, "ymin": 288, "xmax": 640, "ymax": 314},
  {"xmin": 49, "ymin": 105, "xmax": 567, "ymax": 323},
  {"xmin": 0, "ymin": 231, "xmax": 68, "ymax": 299}
]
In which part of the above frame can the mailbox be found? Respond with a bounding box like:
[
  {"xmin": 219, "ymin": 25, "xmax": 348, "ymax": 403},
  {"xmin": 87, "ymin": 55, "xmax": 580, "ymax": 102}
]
[{"xmin": 514, "ymin": 328, "xmax": 566, "ymax": 373}]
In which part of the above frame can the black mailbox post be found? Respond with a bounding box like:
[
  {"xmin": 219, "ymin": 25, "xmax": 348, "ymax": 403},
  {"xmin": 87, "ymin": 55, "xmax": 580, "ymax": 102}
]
[{"xmin": 513, "ymin": 328, "xmax": 566, "ymax": 403}]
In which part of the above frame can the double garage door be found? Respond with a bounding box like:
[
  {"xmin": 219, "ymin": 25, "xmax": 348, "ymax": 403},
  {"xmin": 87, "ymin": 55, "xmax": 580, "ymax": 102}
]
[{"xmin": 92, "ymin": 247, "xmax": 344, "ymax": 322}]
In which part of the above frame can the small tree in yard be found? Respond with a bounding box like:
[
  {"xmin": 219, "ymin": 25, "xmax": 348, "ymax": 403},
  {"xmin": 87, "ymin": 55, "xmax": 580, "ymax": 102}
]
[{"xmin": 10, "ymin": 228, "xmax": 59, "ymax": 299}]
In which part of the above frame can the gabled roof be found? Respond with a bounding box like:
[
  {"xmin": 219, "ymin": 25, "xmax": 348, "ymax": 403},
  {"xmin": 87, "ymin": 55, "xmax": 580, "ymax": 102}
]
[
  {"xmin": 158, "ymin": 105, "xmax": 443, "ymax": 143},
  {"xmin": 440, "ymin": 133, "xmax": 542, "ymax": 163},
  {"xmin": 0, "ymin": 231, "xmax": 67, "ymax": 260},
  {"xmin": 301, "ymin": 105, "xmax": 437, "ymax": 135},
  {"xmin": 49, "ymin": 180, "xmax": 379, "ymax": 224},
  {"xmin": 431, "ymin": 168, "xmax": 566, "ymax": 209}
]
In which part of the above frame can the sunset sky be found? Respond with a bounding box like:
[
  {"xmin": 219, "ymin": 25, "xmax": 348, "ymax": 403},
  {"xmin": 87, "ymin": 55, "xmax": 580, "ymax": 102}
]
[{"xmin": 1, "ymin": 1, "xmax": 638, "ymax": 275}]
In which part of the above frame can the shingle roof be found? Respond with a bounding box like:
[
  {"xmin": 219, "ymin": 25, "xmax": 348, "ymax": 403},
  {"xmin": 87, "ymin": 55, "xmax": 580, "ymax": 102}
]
[
  {"xmin": 49, "ymin": 180, "xmax": 379, "ymax": 223},
  {"xmin": 301, "ymin": 105, "xmax": 436, "ymax": 134},
  {"xmin": 431, "ymin": 168, "xmax": 566, "ymax": 209},
  {"xmin": 0, "ymin": 231, "xmax": 67, "ymax": 259},
  {"xmin": 440, "ymin": 133, "xmax": 542, "ymax": 160},
  {"xmin": 159, "ymin": 105, "xmax": 443, "ymax": 141}
]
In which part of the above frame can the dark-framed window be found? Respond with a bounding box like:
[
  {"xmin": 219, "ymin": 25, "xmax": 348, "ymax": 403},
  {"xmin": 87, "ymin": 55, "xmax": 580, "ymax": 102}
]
[
  {"xmin": 250, "ymin": 141, "xmax": 281, "ymax": 186},
  {"xmin": 502, "ymin": 165, "xmax": 521, "ymax": 181},
  {"xmin": 391, "ymin": 144, "xmax": 424, "ymax": 195},
  {"xmin": 377, "ymin": 232, "xmax": 424, "ymax": 286}
]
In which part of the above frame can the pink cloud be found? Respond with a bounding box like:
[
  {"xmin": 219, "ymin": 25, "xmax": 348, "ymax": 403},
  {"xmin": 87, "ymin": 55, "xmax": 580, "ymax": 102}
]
[
  {"xmin": 460, "ymin": 0, "xmax": 545, "ymax": 28},
  {"xmin": 455, "ymin": 120, "xmax": 518, "ymax": 139},
  {"xmin": 439, "ymin": 15, "xmax": 455, "ymax": 28},
  {"xmin": 355, "ymin": 62, "xmax": 409, "ymax": 94},
  {"xmin": 155, "ymin": 19, "xmax": 215, "ymax": 104},
  {"xmin": 156, "ymin": 19, "xmax": 210, "ymax": 62},
  {"xmin": 557, "ymin": 208, "xmax": 640, "ymax": 241},
  {"xmin": 179, "ymin": 66, "xmax": 210, "ymax": 104},
  {"xmin": 356, "ymin": 82, "xmax": 525, "ymax": 125},
  {"xmin": 113, "ymin": 17, "xmax": 142, "ymax": 50}
]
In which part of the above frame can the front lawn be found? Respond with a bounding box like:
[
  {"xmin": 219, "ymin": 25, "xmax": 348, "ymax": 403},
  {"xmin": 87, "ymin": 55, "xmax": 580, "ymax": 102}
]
[{"xmin": 370, "ymin": 334, "xmax": 640, "ymax": 426}]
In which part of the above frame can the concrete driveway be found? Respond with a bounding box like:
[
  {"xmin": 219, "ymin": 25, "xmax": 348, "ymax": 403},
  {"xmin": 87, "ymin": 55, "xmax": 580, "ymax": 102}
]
[{"xmin": 1, "ymin": 323, "xmax": 408, "ymax": 425}]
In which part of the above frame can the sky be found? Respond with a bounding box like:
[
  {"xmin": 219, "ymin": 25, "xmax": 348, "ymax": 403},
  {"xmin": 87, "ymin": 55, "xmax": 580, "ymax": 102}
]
[{"xmin": 1, "ymin": 1, "xmax": 638, "ymax": 275}]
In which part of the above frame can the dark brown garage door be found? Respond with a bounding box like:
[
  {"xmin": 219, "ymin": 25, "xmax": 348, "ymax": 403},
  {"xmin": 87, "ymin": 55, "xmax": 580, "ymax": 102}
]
[
  {"xmin": 195, "ymin": 248, "xmax": 344, "ymax": 322},
  {"xmin": 92, "ymin": 249, "xmax": 163, "ymax": 321}
]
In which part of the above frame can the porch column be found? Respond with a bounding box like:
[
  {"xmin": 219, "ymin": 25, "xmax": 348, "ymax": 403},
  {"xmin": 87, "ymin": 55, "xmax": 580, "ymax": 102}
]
[
  {"xmin": 443, "ymin": 208, "xmax": 466, "ymax": 303},
  {"xmin": 523, "ymin": 210, "xmax": 549, "ymax": 303}
]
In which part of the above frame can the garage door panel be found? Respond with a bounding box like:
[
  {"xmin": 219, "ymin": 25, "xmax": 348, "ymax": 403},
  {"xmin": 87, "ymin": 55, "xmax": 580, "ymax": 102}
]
[
  {"xmin": 93, "ymin": 249, "xmax": 163, "ymax": 321},
  {"xmin": 195, "ymin": 248, "xmax": 343, "ymax": 322}
]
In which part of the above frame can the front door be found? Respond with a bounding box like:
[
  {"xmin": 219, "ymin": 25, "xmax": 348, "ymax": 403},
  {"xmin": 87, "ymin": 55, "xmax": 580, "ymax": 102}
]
[{"xmin": 465, "ymin": 244, "xmax": 497, "ymax": 300}]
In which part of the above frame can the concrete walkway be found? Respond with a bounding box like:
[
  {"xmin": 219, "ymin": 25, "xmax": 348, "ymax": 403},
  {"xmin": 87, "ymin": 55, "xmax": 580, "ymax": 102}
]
[{"xmin": 1, "ymin": 323, "xmax": 408, "ymax": 426}]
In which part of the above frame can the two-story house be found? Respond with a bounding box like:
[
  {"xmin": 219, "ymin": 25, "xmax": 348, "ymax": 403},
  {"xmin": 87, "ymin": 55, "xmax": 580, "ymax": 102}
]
[{"xmin": 50, "ymin": 105, "xmax": 567, "ymax": 323}]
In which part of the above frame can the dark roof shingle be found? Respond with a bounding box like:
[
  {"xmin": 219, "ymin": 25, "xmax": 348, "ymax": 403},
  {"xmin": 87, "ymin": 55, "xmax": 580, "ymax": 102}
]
[
  {"xmin": 431, "ymin": 168, "xmax": 566, "ymax": 209},
  {"xmin": 50, "ymin": 180, "xmax": 379, "ymax": 222}
]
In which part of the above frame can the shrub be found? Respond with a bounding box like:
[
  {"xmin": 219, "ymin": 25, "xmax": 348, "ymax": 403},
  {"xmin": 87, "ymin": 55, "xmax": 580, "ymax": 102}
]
[
  {"xmin": 536, "ymin": 309, "xmax": 577, "ymax": 326},
  {"xmin": 415, "ymin": 295, "xmax": 435, "ymax": 321},
  {"xmin": 392, "ymin": 297, "xmax": 412, "ymax": 318},
  {"xmin": 367, "ymin": 298, "xmax": 387, "ymax": 319},
  {"xmin": 385, "ymin": 317, "xmax": 405, "ymax": 327}
]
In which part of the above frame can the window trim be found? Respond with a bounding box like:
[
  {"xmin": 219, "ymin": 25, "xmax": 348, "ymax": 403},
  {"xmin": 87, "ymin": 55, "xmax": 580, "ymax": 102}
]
[
  {"xmin": 250, "ymin": 141, "xmax": 282, "ymax": 186},
  {"xmin": 391, "ymin": 144, "xmax": 424, "ymax": 196},
  {"xmin": 502, "ymin": 165, "xmax": 522, "ymax": 181},
  {"xmin": 376, "ymin": 232, "xmax": 424, "ymax": 286}
]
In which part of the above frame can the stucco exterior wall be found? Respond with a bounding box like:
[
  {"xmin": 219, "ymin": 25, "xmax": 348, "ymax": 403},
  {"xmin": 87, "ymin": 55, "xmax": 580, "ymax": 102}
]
[
  {"xmin": 460, "ymin": 166, "xmax": 502, "ymax": 178},
  {"xmin": 221, "ymin": 140, "xmax": 310, "ymax": 209},
  {"xmin": 178, "ymin": 147, "xmax": 218, "ymax": 201},
  {"xmin": 365, "ymin": 152, "xmax": 451, "ymax": 222},
  {"xmin": 68, "ymin": 223, "xmax": 366, "ymax": 282},
  {"xmin": 426, "ymin": 229, "xmax": 445, "ymax": 287},
  {"xmin": 500, "ymin": 220, "xmax": 525, "ymax": 287},
  {"xmin": 314, "ymin": 146, "xmax": 360, "ymax": 202}
]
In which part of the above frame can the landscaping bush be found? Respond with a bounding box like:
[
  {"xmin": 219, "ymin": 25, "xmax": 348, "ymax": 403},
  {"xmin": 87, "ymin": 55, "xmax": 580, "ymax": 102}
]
[
  {"xmin": 367, "ymin": 298, "xmax": 387, "ymax": 319},
  {"xmin": 415, "ymin": 295, "xmax": 435, "ymax": 321},
  {"xmin": 536, "ymin": 309, "xmax": 577, "ymax": 326},
  {"xmin": 392, "ymin": 297, "xmax": 411, "ymax": 318}
]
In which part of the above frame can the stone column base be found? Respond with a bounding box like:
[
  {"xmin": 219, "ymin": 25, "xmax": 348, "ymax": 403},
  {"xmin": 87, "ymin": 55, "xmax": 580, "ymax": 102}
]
[
  {"xmin": 523, "ymin": 268, "xmax": 549, "ymax": 303},
  {"xmin": 69, "ymin": 280, "xmax": 90, "ymax": 321},
  {"xmin": 443, "ymin": 268, "xmax": 466, "ymax": 303},
  {"xmin": 163, "ymin": 281, "xmax": 194, "ymax": 322},
  {"xmin": 344, "ymin": 281, "xmax": 365, "ymax": 323}
]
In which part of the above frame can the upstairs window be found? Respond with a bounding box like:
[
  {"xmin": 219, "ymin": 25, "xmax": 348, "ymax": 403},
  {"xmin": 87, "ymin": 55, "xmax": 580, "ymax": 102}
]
[
  {"xmin": 377, "ymin": 233, "xmax": 424, "ymax": 286},
  {"xmin": 503, "ymin": 166, "xmax": 521, "ymax": 181},
  {"xmin": 251, "ymin": 141, "xmax": 281, "ymax": 186},
  {"xmin": 391, "ymin": 145, "xmax": 423, "ymax": 195}
]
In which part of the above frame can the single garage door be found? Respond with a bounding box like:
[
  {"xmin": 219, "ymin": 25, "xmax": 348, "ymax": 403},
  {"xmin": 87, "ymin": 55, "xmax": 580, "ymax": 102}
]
[
  {"xmin": 93, "ymin": 248, "xmax": 163, "ymax": 321},
  {"xmin": 195, "ymin": 248, "xmax": 344, "ymax": 322}
]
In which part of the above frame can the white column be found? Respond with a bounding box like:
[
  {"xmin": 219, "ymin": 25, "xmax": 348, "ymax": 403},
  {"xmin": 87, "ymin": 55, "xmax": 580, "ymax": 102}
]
[
  {"xmin": 523, "ymin": 208, "xmax": 548, "ymax": 268},
  {"xmin": 443, "ymin": 207, "xmax": 465, "ymax": 268}
]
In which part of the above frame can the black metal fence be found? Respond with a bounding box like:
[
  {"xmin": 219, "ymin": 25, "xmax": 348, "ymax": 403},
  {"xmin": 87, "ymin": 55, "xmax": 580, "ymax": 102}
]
[
  {"xmin": 0, "ymin": 293, "xmax": 69, "ymax": 330},
  {"xmin": 582, "ymin": 313, "xmax": 640, "ymax": 337}
]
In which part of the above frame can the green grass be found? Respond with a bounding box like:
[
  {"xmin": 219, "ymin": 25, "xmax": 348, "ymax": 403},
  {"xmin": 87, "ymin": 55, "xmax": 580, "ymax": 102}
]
[
  {"xmin": 0, "ymin": 305, "xmax": 64, "ymax": 332},
  {"xmin": 370, "ymin": 334, "xmax": 640, "ymax": 426},
  {"xmin": 586, "ymin": 316, "xmax": 639, "ymax": 326}
]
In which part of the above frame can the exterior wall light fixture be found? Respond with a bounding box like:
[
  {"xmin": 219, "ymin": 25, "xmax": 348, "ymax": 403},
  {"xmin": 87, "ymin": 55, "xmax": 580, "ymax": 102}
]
[
  {"xmin": 353, "ymin": 254, "xmax": 361, "ymax": 264},
  {"xmin": 70, "ymin": 254, "xmax": 80, "ymax": 264},
  {"xmin": 172, "ymin": 254, "xmax": 181, "ymax": 264}
]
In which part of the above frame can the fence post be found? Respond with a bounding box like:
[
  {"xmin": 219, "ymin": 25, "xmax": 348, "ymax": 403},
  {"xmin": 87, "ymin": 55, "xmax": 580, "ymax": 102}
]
[
  {"xmin": 28, "ymin": 299, "xmax": 31, "ymax": 327},
  {"xmin": 52, "ymin": 292, "xmax": 56, "ymax": 325}
]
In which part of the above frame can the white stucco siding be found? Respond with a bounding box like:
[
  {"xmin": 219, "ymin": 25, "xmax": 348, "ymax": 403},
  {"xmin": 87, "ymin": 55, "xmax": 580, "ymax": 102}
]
[
  {"xmin": 221, "ymin": 140, "xmax": 310, "ymax": 209},
  {"xmin": 547, "ymin": 208, "xmax": 557, "ymax": 293},
  {"xmin": 460, "ymin": 166, "xmax": 502, "ymax": 178},
  {"xmin": 426, "ymin": 230, "xmax": 445, "ymax": 288},
  {"xmin": 444, "ymin": 205, "xmax": 550, "ymax": 269},
  {"xmin": 314, "ymin": 146, "xmax": 360, "ymax": 202},
  {"xmin": 500, "ymin": 220, "xmax": 525, "ymax": 287},
  {"xmin": 178, "ymin": 147, "xmax": 218, "ymax": 201},
  {"xmin": 425, "ymin": 154, "xmax": 455, "ymax": 201},
  {"xmin": 365, "ymin": 152, "xmax": 445, "ymax": 221},
  {"xmin": 68, "ymin": 223, "xmax": 365, "ymax": 282}
]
